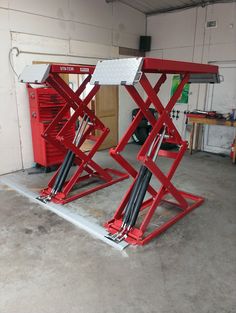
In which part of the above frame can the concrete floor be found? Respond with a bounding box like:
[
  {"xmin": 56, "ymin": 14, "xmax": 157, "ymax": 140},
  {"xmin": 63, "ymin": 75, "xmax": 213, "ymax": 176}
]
[{"xmin": 0, "ymin": 144, "xmax": 235, "ymax": 313}]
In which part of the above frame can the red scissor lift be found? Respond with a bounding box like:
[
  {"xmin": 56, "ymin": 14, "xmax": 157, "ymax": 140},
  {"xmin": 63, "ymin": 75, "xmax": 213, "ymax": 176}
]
[
  {"xmin": 20, "ymin": 63, "xmax": 128, "ymax": 204},
  {"xmin": 91, "ymin": 57, "xmax": 220, "ymax": 245}
]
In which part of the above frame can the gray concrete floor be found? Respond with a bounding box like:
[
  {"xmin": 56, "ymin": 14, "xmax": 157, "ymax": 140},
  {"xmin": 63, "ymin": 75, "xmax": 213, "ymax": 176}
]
[{"xmin": 0, "ymin": 144, "xmax": 235, "ymax": 313}]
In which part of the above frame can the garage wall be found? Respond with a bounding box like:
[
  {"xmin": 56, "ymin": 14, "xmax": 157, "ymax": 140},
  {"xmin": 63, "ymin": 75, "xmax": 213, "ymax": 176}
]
[
  {"xmin": 0, "ymin": 0, "xmax": 145, "ymax": 174},
  {"xmin": 147, "ymin": 2, "xmax": 236, "ymax": 139}
]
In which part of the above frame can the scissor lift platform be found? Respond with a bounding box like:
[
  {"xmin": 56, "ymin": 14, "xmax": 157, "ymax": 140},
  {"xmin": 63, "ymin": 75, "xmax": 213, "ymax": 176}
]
[
  {"xmin": 19, "ymin": 63, "xmax": 128, "ymax": 204},
  {"xmin": 91, "ymin": 57, "xmax": 220, "ymax": 245}
]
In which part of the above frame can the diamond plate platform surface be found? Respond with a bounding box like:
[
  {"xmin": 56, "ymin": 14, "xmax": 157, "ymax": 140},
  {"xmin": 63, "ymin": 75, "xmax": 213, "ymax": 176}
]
[
  {"xmin": 19, "ymin": 64, "xmax": 51, "ymax": 84},
  {"xmin": 90, "ymin": 58, "xmax": 143, "ymax": 86}
]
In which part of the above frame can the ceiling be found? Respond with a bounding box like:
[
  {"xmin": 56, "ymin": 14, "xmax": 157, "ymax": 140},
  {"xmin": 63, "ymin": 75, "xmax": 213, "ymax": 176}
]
[{"xmin": 107, "ymin": 0, "xmax": 235, "ymax": 15}]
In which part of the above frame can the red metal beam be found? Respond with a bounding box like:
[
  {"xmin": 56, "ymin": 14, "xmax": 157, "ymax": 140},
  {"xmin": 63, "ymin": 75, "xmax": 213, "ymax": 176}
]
[
  {"xmin": 142, "ymin": 58, "xmax": 218, "ymax": 74},
  {"xmin": 50, "ymin": 63, "xmax": 95, "ymax": 75}
]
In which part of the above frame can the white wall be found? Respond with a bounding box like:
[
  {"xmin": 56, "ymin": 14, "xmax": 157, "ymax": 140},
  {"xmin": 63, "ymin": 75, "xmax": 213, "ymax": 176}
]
[
  {"xmin": 147, "ymin": 2, "xmax": 236, "ymax": 139},
  {"xmin": 0, "ymin": 0, "xmax": 145, "ymax": 174}
]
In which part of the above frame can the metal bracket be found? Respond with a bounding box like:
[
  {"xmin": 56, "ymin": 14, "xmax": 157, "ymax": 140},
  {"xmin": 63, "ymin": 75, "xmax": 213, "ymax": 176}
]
[
  {"xmin": 181, "ymin": 73, "xmax": 221, "ymax": 83},
  {"xmin": 19, "ymin": 64, "xmax": 51, "ymax": 84},
  {"xmin": 90, "ymin": 58, "xmax": 143, "ymax": 86}
]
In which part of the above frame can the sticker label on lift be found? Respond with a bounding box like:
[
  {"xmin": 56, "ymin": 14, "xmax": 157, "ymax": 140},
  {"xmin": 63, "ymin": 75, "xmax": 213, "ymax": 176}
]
[
  {"xmin": 80, "ymin": 68, "xmax": 90, "ymax": 72},
  {"xmin": 60, "ymin": 66, "xmax": 75, "ymax": 72}
]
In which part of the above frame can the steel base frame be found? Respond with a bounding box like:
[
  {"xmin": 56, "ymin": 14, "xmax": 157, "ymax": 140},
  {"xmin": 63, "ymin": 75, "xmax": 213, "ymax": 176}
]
[
  {"xmin": 103, "ymin": 58, "xmax": 219, "ymax": 245},
  {"xmin": 38, "ymin": 64, "xmax": 128, "ymax": 204}
]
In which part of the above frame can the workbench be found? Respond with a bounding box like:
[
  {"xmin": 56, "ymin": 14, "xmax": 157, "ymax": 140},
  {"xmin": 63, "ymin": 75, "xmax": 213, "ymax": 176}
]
[{"xmin": 188, "ymin": 116, "xmax": 236, "ymax": 163}]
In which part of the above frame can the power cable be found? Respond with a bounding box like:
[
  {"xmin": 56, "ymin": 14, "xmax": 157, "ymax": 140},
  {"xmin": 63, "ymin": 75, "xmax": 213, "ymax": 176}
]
[{"xmin": 8, "ymin": 46, "xmax": 20, "ymax": 78}]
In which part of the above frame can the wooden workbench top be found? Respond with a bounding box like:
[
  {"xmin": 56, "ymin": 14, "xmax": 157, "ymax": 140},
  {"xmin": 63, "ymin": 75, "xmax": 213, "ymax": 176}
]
[{"xmin": 188, "ymin": 116, "xmax": 236, "ymax": 127}]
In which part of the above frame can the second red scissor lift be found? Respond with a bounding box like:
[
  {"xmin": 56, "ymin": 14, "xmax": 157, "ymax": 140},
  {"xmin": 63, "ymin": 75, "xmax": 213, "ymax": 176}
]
[{"xmin": 90, "ymin": 57, "xmax": 220, "ymax": 245}]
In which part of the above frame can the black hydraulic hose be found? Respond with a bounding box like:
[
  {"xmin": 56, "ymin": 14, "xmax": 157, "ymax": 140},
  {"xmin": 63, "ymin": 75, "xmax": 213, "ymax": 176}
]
[
  {"xmin": 122, "ymin": 165, "xmax": 148, "ymax": 225},
  {"xmin": 54, "ymin": 150, "xmax": 75, "ymax": 193},
  {"xmin": 51, "ymin": 115, "xmax": 85, "ymax": 194},
  {"xmin": 53, "ymin": 115, "xmax": 89, "ymax": 194},
  {"xmin": 127, "ymin": 126, "xmax": 167, "ymax": 229},
  {"xmin": 128, "ymin": 169, "xmax": 152, "ymax": 228},
  {"xmin": 122, "ymin": 135, "xmax": 159, "ymax": 226},
  {"xmin": 51, "ymin": 149, "xmax": 73, "ymax": 194}
]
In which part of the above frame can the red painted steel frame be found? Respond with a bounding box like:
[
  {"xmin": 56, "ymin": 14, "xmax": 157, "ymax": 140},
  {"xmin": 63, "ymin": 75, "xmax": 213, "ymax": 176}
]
[
  {"xmin": 105, "ymin": 58, "xmax": 218, "ymax": 245},
  {"xmin": 39, "ymin": 63, "xmax": 128, "ymax": 204}
]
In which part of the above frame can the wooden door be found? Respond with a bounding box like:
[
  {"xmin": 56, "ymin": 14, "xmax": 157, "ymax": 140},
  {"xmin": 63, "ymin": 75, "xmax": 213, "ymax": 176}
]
[
  {"xmin": 82, "ymin": 86, "xmax": 119, "ymax": 151},
  {"xmin": 95, "ymin": 86, "xmax": 118, "ymax": 149}
]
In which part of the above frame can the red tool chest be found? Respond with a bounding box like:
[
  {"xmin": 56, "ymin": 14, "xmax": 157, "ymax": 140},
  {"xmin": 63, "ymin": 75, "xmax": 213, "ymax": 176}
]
[{"xmin": 27, "ymin": 85, "xmax": 75, "ymax": 167}]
